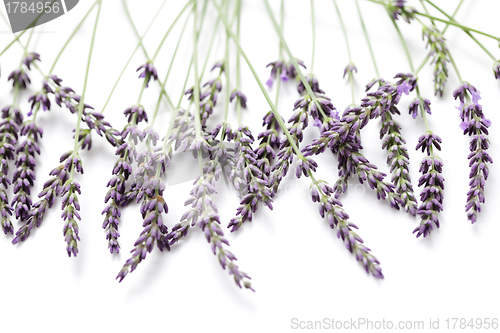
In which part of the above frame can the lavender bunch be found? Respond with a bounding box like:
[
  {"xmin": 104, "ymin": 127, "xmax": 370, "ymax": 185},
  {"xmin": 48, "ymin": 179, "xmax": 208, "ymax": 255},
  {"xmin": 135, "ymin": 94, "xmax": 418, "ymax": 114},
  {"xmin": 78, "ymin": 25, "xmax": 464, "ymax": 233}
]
[
  {"xmin": 167, "ymin": 143, "xmax": 254, "ymax": 291},
  {"xmin": 453, "ymin": 82, "xmax": 492, "ymax": 223},
  {"xmin": 304, "ymin": 77, "xmax": 412, "ymax": 210},
  {"xmin": 422, "ymin": 25, "xmax": 450, "ymax": 96}
]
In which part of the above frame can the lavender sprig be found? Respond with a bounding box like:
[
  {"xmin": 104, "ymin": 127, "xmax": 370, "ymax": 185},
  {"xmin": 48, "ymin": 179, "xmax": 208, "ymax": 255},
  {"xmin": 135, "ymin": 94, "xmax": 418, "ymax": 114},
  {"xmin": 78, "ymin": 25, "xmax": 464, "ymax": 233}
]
[
  {"xmin": 265, "ymin": 58, "xmax": 306, "ymax": 89},
  {"xmin": 11, "ymin": 121, "xmax": 41, "ymax": 221},
  {"xmin": 167, "ymin": 143, "xmax": 254, "ymax": 291},
  {"xmin": 226, "ymin": 126, "xmax": 273, "ymax": 232},
  {"xmin": 413, "ymin": 132, "xmax": 444, "ymax": 238},
  {"xmin": 386, "ymin": 0, "xmax": 417, "ymax": 23},
  {"xmin": 453, "ymin": 82, "xmax": 492, "ymax": 223},
  {"xmin": 380, "ymin": 111, "xmax": 417, "ymax": 215},
  {"xmin": 116, "ymin": 150, "xmax": 170, "ymax": 282},
  {"xmin": 309, "ymin": 179, "xmax": 383, "ymax": 278},
  {"xmin": 422, "ymin": 25, "xmax": 449, "ymax": 96},
  {"xmin": 102, "ymin": 105, "xmax": 146, "ymax": 253}
]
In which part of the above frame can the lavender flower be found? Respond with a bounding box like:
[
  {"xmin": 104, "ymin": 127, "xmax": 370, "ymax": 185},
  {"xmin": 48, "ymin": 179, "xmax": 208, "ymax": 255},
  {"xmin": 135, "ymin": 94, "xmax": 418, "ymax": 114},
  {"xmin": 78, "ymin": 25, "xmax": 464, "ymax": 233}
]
[
  {"xmin": 413, "ymin": 132, "xmax": 445, "ymax": 238},
  {"xmin": 343, "ymin": 62, "xmax": 358, "ymax": 79},
  {"xmin": 453, "ymin": 82, "xmax": 492, "ymax": 223},
  {"xmin": 380, "ymin": 111, "xmax": 417, "ymax": 215},
  {"xmin": 12, "ymin": 165, "xmax": 65, "ymax": 243},
  {"xmin": 11, "ymin": 121, "xmax": 42, "ymax": 221},
  {"xmin": 265, "ymin": 58, "xmax": 306, "ymax": 89},
  {"xmin": 309, "ymin": 180, "xmax": 384, "ymax": 278},
  {"xmin": 422, "ymin": 25, "xmax": 449, "ymax": 96},
  {"xmin": 166, "ymin": 143, "xmax": 254, "ymax": 291},
  {"xmin": 0, "ymin": 105, "xmax": 22, "ymax": 234},
  {"xmin": 408, "ymin": 97, "xmax": 431, "ymax": 118},
  {"xmin": 230, "ymin": 90, "xmax": 247, "ymax": 108},
  {"xmin": 227, "ymin": 127, "xmax": 273, "ymax": 232},
  {"xmin": 102, "ymin": 104, "xmax": 148, "ymax": 253},
  {"xmin": 116, "ymin": 150, "xmax": 170, "ymax": 282},
  {"xmin": 493, "ymin": 61, "xmax": 500, "ymax": 80},
  {"xmin": 185, "ymin": 62, "xmax": 224, "ymax": 128},
  {"xmin": 388, "ymin": 0, "xmax": 417, "ymax": 23},
  {"xmin": 59, "ymin": 153, "xmax": 83, "ymax": 257},
  {"xmin": 136, "ymin": 62, "xmax": 159, "ymax": 88}
]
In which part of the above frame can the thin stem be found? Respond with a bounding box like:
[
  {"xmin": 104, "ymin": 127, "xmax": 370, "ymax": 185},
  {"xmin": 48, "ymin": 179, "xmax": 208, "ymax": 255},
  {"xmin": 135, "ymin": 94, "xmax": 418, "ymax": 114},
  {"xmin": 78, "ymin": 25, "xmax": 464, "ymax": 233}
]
[
  {"xmin": 223, "ymin": 0, "xmax": 231, "ymax": 124},
  {"xmin": 279, "ymin": 0, "xmax": 284, "ymax": 59},
  {"xmin": 391, "ymin": 19, "xmax": 414, "ymax": 72},
  {"xmin": 333, "ymin": 0, "xmax": 352, "ymax": 62},
  {"xmin": 415, "ymin": 10, "xmax": 498, "ymax": 41},
  {"xmin": 448, "ymin": 52, "xmax": 463, "ymax": 82},
  {"xmin": 152, "ymin": 0, "xmax": 195, "ymax": 61},
  {"xmin": 310, "ymin": 0, "xmax": 316, "ymax": 73},
  {"xmin": 211, "ymin": 0, "xmax": 304, "ymax": 159},
  {"xmin": 0, "ymin": 29, "xmax": 28, "ymax": 57},
  {"xmin": 72, "ymin": 0, "xmax": 102, "ymax": 154},
  {"xmin": 355, "ymin": 0, "xmax": 379, "ymax": 77},
  {"xmin": 236, "ymin": 0, "xmax": 242, "ymax": 127},
  {"xmin": 101, "ymin": 0, "xmax": 170, "ymax": 114},
  {"xmin": 263, "ymin": 0, "xmax": 326, "ymax": 120},
  {"xmin": 49, "ymin": 0, "xmax": 99, "ymax": 74},
  {"xmin": 122, "ymin": 0, "xmax": 150, "ymax": 60}
]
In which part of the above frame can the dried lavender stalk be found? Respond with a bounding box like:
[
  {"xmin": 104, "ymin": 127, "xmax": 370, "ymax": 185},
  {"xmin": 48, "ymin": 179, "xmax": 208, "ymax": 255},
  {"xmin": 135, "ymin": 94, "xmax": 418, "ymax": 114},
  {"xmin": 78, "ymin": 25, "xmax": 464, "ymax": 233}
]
[{"xmin": 453, "ymin": 83, "xmax": 492, "ymax": 223}]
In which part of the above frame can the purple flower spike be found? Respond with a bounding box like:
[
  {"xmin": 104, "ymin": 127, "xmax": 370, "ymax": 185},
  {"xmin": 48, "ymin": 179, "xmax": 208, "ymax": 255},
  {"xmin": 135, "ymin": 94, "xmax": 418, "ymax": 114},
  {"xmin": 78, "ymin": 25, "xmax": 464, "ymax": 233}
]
[
  {"xmin": 493, "ymin": 61, "xmax": 500, "ymax": 80},
  {"xmin": 453, "ymin": 82, "xmax": 493, "ymax": 223},
  {"xmin": 343, "ymin": 62, "xmax": 358, "ymax": 79},
  {"xmin": 414, "ymin": 155, "xmax": 444, "ymax": 238},
  {"xmin": 229, "ymin": 90, "xmax": 248, "ymax": 108},
  {"xmin": 308, "ymin": 180, "xmax": 384, "ymax": 279},
  {"xmin": 22, "ymin": 52, "xmax": 41, "ymax": 70},
  {"xmin": 136, "ymin": 62, "xmax": 159, "ymax": 88}
]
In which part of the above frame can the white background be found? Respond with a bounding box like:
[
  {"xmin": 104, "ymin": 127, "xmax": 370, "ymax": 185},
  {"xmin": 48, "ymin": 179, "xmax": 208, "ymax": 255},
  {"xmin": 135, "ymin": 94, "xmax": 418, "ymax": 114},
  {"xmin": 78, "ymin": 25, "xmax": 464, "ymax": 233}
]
[{"xmin": 0, "ymin": 0, "xmax": 499, "ymax": 332}]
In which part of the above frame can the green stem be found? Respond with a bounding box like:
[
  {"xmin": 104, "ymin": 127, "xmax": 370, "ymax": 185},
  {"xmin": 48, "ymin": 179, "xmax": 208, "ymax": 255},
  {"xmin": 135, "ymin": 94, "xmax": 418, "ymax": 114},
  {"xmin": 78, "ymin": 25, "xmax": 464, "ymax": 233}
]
[
  {"xmin": 223, "ymin": 0, "xmax": 231, "ymax": 124},
  {"xmin": 152, "ymin": 0, "xmax": 195, "ymax": 61},
  {"xmin": 150, "ymin": 14, "xmax": 191, "ymax": 124},
  {"xmin": 391, "ymin": 19, "xmax": 414, "ymax": 72},
  {"xmin": 49, "ymin": 0, "xmax": 99, "ymax": 74},
  {"xmin": 211, "ymin": 0, "xmax": 304, "ymax": 159},
  {"xmin": 310, "ymin": 0, "xmax": 316, "ymax": 73},
  {"xmin": 279, "ymin": 0, "xmax": 284, "ymax": 59},
  {"xmin": 333, "ymin": 0, "xmax": 352, "ymax": 62},
  {"xmin": 355, "ymin": 0, "xmax": 379, "ymax": 77},
  {"xmin": 236, "ymin": 0, "xmax": 242, "ymax": 127},
  {"xmin": 101, "ymin": 0, "xmax": 171, "ymax": 114},
  {"xmin": 72, "ymin": 0, "xmax": 102, "ymax": 155},
  {"xmin": 122, "ymin": 0, "xmax": 150, "ymax": 60},
  {"xmin": 0, "ymin": 29, "xmax": 28, "ymax": 57}
]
